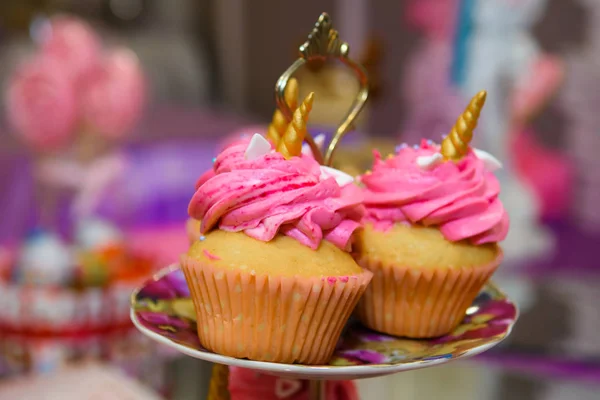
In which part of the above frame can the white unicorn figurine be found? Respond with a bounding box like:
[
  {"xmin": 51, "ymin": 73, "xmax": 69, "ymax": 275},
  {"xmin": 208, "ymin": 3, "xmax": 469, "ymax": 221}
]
[{"xmin": 459, "ymin": 0, "xmax": 555, "ymax": 262}]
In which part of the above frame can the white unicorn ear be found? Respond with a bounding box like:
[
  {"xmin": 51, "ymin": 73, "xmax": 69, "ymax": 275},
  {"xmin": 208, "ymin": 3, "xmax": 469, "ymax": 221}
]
[
  {"xmin": 302, "ymin": 133, "xmax": 326, "ymax": 156},
  {"xmin": 244, "ymin": 134, "xmax": 272, "ymax": 160},
  {"xmin": 314, "ymin": 133, "xmax": 326, "ymax": 149},
  {"xmin": 473, "ymin": 148, "xmax": 502, "ymax": 171},
  {"xmin": 416, "ymin": 153, "xmax": 443, "ymax": 170},
  {"xmin": 320, "ymin": 166, "xmax": 355, "ymax": 186}
]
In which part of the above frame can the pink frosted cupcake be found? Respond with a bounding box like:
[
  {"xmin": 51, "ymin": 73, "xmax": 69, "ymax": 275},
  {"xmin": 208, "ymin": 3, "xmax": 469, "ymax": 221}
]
[
  {"xmin": 354, "ymin": 91, "xmax": 509, "ymax": 338},
  {"xmin": 181, "ymin": 124, "xmax": 372, "ymax": 364},
  {"xmin": 185, "ymin": 126, "xmax": 327, "ymax": 246}
]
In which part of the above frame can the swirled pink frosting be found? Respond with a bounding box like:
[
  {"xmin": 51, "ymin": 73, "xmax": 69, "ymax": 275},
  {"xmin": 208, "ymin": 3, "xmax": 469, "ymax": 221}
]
[
  {"xmin": 360, "ymin": 140, "xmax": 509, "ymax": 244},
  {"xmin": 194, "ymin": 136, "xmax": 250, "ymax": 189},
  {"xmin": 189, "ymin": 137, "xmax": 364, "ymax": 251}
]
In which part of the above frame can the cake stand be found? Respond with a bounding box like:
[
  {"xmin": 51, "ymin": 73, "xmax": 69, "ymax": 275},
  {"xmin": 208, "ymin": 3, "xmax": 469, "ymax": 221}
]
[{"xmin": 131, "ymin": 264, "xmax": 518, "ymax": 399}]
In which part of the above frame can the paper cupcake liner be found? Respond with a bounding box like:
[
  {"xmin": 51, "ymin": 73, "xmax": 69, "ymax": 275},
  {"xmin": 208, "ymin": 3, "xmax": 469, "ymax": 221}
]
[
  {"xmin": 355, "ymin": 250, "xmax": 502, "ymax": 338},
  {"xmin": 180, "ymin": 255, "xmax": 372, "ymax": 365}
]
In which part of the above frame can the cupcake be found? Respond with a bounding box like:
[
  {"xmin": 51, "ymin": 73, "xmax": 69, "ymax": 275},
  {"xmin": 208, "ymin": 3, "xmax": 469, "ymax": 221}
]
[
  {"xmin": 355, "ymin": 91, "xmax": 509, "ymax": 338},
  {"xmin": 184, "ymin": 91, "xmax": 327, "ymax": 247},
  {"xmin": 181, "ymin": 93, "xmax": 372, "ymax": 364}
]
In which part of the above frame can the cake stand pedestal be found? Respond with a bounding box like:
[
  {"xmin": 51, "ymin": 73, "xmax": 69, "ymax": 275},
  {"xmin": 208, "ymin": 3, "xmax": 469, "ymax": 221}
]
[
  {"xmin": 131, "ymin": 264, "xmax": 519, "ymax": 399},
  {"xmin": 309, "ymin": 380, "xmax": 326, "ymax": 400}
]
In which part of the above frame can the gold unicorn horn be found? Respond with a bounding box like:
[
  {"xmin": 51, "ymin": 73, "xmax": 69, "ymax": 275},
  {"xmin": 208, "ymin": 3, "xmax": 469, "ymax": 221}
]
[
  {"xmin": 267, "ymin": 78, "xmax": 299, "ymax": 147},
  {"xmin": 277, "ymin": 92, "xmax": 314, "ymax": 159},
  {"xmin": 207, "ymin": 364, "xmax": 230, "ymax": 400},
  {"xmin": 441, "ymin": 90, "xmax": 487, "ymax": 161}
]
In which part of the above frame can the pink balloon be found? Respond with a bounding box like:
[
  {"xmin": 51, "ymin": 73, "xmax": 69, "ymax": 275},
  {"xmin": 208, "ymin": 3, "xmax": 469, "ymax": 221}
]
[
  {"xmin": 80, "ymin": 48, "xmax": 146, "ymax": 139},
  {"xmin": 6, "ymin": 56, "xmax": 77, "ymax": 149},
  {"xmin": 40, "ymin": 16, "xmax": 102, "ymax": 81}
]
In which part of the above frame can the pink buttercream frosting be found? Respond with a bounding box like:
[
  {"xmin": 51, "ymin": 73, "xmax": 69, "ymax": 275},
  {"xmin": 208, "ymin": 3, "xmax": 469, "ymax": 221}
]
[
  {"xmin": 194, "ymin": 136, "xmax": 250, "ymax": 189},
  {"xmin": 360, "ymin": 140, "xmax": 509, "ymax": 244},
  {"xmin": 189, "ymin": 137, "xmax": 364, "ymax": 251}
]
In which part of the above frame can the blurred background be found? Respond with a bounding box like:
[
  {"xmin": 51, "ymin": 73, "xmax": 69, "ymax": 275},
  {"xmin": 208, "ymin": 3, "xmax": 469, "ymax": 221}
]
[{"xmin": 0, "ymin": 0, "xmax": 599, "ymax": 399}]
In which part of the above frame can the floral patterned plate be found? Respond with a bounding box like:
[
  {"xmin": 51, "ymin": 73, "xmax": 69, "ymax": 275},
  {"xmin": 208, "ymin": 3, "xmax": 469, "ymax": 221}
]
[{"xmin": 130, "ymin": 264, "xmax": 518, "ymax": 380}]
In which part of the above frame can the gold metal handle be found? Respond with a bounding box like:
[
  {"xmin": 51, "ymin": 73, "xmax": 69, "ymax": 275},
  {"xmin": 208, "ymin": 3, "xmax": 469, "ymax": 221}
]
[{"xmin": 275, "ymin": 13, "xmax": 370, "ymax": 166}]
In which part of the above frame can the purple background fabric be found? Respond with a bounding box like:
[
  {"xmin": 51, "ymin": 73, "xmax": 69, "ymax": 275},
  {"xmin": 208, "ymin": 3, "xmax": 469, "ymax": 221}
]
[{"xmin": 0, "ymin": 107, "xmax": 253, "ymax": 242}]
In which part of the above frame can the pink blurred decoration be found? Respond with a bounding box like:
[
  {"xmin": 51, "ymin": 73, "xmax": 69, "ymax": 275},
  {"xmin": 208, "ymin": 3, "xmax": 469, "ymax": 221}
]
[
  {"xmin": 509, "ymin": 53, "xmax": 569, "ymax": 221},
  {"xmin": 40, "ymin": 16, "xmax": 102, "ymax": 82},
  {"xmin": 7, "ymin": 15, "xmax": 146, "ymax": 150},
  {"xmin": 560, "ymin": 54, "xmax": 600, "ymax": 231},
  {"xmin": 511, "ymin": 56, "xmax": 565, "ymax": 126},
  {"xmin": 127, "ymin": 224, "xmax": 189, "ymax": 267},
  {"xmin": 406, "ymin": 0, "xmax": 459, "ymax": 42},
  {"xmin": 6, "ymin": 56, "xmax": 77, "ymax": 150},
  {"xmin": 71, "ymin": 153, "xmax": 128, "ymax": 217},
  {"xmin": 228, "ymin": 367, "xmax": 359, "ymax": 400},
  {"xmin": 401, "ymin": 44, "xmax": 464, "ymax": 145},
  {"xmin": 36, "ymin": 153, "xmax": 128, "ymax": 218},
  {"xmin": 401, "ymin": 0, "xmax": 463, "ymax": 145},
  {"xmin": 511, "ymin": 130, "xmax": 572, "ymax": 221},
  {"xmin": 80, "ymin": 48, "xmax": 146, "ymax": 139},
  {"xmin": 0, "ymin": 246, "xmax": 14, "ymax": 281}
]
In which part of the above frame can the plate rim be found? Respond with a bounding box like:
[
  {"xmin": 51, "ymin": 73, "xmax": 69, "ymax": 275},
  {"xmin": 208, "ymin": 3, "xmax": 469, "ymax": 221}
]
[{"xmin": 130, "ymin": 264, "xmax": 518, "ymax": 379}]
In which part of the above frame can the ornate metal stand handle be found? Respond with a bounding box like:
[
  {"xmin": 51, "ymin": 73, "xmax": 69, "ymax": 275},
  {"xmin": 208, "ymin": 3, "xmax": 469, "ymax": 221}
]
[{"xmin": 274, "ymin": 13, "xmax": 370, "ymax": 166}]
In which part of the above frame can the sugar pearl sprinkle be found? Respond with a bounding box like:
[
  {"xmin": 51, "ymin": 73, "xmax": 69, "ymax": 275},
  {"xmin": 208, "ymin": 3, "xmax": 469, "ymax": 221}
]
[{"xmin": 199, "ymin": 235, "xmax": 206, "ymax": 241}]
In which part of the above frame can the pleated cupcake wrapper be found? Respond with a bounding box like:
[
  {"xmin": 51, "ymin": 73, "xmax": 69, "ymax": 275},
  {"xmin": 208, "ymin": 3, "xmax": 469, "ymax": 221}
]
[
  {"xmin": 355, "ymin": 250, "xmax": 503, "ymax": 339},
  {"xmin": 180, "ymin": 255, "xmax": 373, "ymax": 365}
]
